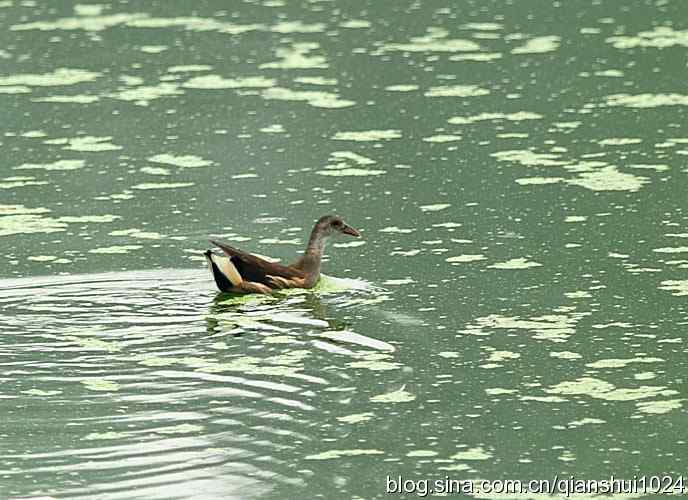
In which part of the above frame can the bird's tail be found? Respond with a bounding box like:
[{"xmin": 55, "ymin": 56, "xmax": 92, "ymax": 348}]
[{"xmin": 204, "ymin": 250, "xmax": 243, "ymax": 290}]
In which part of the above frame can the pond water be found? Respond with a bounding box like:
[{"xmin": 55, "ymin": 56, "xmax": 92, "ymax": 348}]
[{"xmin": 1, "ymin": 0, "xmax": 687, "ymax": 499}]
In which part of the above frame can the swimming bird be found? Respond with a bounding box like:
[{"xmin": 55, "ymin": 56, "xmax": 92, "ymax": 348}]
[{"xmin": 205, "ymin": 215, "xmax": 361, "ymax": 294}]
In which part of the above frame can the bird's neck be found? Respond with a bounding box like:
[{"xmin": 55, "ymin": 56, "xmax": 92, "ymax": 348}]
[{"xmin": 298, "ymin": 229, "xmax": 328, "ymax": 283}]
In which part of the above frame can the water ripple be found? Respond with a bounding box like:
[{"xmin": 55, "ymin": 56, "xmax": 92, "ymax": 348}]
[{"xmin": 0, "ymin": 269, "xmax": 387, "ymax": 499}]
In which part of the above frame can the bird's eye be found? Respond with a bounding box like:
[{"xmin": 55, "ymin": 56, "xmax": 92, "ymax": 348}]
[{"xmin": 332, "ymin": 220, "xmax": 342, "ymax": 227}]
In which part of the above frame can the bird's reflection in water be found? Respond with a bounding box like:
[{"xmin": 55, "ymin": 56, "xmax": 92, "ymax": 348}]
[
  {"xmin": 205, "ymin": 290, "xmax": 350, "ymax": 338},
  {"xmin": 301, "ymin": 293, "xmax": 349, "ymax": 330}
]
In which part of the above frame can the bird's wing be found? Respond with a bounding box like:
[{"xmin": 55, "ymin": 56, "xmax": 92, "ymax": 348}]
[{"xmin": 209, "ymin": 240, "xmax": 306, "ymax": 282}]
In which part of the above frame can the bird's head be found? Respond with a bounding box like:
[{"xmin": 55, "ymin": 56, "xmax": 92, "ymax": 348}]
[{"xmin": 315, "ymin": 214, "xmax": 361, "ymax": 238}]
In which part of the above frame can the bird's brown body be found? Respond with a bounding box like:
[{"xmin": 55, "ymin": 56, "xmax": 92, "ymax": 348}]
[{"xmin": 205, "ymin": 215, "xmax": 360, "ymax": 294}]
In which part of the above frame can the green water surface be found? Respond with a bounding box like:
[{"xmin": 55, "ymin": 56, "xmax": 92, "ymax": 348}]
[{"xmin": 1, "ymin": 1, "xmax": 687, "ymax": 499}]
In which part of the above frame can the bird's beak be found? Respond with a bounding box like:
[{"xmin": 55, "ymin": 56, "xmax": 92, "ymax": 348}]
[{"xmin": 341, "ymin": 224, "xmax": 361, "ymax": 237}]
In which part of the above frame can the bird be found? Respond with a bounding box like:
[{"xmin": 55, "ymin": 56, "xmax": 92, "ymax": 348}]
[{"xmin": 205, "ymin": 214, "xmax": 361, "ymax": 294}]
